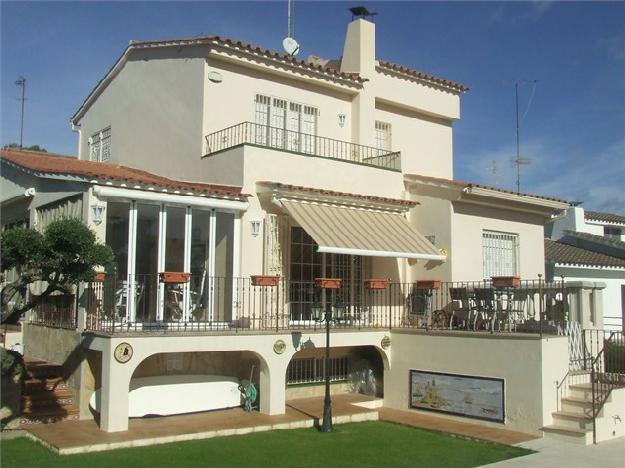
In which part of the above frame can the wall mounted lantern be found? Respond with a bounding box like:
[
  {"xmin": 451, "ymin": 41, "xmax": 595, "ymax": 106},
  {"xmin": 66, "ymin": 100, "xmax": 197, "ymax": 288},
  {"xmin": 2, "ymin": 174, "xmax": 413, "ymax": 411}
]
[
  {"xmin": 91, "ymin": 203, "xmax": 106, "ymax": 225},
  {"xmin": 250, "ymin": 219, "xmax": 261, "ymax": 237}
]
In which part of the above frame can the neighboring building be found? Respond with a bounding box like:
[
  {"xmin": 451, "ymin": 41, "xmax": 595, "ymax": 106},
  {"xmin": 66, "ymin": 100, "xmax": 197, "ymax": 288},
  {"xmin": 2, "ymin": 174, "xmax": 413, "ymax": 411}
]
[
  {"xmin": 546, "ymin": 206, "xmax": 625, "ymax": 331},
  {"xmin": 3, "ymin": 17, "xmax": 621, "ymax": 445}
]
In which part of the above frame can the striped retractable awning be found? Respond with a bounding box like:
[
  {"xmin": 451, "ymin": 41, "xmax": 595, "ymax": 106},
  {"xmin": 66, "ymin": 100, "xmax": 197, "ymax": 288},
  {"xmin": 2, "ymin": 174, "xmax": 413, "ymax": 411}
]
[{"xmin": 279, "ymin": 199, "xmax": 446, "ymax": 261}]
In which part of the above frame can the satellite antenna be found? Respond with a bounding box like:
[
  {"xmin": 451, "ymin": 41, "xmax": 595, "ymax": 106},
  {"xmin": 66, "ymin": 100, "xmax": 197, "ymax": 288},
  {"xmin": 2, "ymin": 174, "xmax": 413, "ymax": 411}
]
[
  {"xmin": 511, "ymin": 80, "xmax": 535, "ymax": 193},
  {"xmin": 283, "ymin": 0, "xmax": 300, "ymax": 56}
]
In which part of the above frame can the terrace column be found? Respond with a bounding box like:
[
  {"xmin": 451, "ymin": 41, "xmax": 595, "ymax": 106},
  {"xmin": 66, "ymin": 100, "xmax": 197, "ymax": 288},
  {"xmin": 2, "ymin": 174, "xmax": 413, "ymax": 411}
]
[
  {"xmin": 258, "ymin": 356, "xmax": 289, "ymax": 415},
  {"xmin": 99, "ymin": 344, "xmax": 133, "ymax": 432}
]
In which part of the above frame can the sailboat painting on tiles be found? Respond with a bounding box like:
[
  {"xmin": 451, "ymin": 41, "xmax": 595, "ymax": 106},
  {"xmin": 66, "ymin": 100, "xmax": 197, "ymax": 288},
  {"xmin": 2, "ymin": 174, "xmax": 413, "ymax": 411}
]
[{"xmin": 410, "ymin": 370, "xmax": 505, "ymax": 423}]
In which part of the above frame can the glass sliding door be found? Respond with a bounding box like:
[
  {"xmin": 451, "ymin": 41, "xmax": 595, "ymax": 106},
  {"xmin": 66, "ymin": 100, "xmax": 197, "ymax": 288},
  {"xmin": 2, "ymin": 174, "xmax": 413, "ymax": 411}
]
[
  {"xmin": 162, "ymin": 206, "xmax": 186, "ymax": 321},
  {"xmin": 214, "ymin": 212, "xmax": 234, "ymax": 322},
  {"xmin": 189, "ymin": 209, "xmax": 211, "ymax": 321},
  {"xmin": 288, "ymin": 226, "xmax": 366, "ymax": 322},
  {"xmin": 104, "ymin": 201, "xmax": 130, "ymax": 319},
  {"xmin": 134, "ymin": 203, "xmax": 160, "ymax": 322}
]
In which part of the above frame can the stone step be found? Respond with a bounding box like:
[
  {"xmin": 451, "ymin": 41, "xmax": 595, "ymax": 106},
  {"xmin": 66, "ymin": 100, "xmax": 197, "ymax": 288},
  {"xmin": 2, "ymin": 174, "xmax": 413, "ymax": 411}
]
[
  {"xmin": 20, "ymin": 412, "xmax": 80, "ymax": 426},
  {"xmin": 23, "ymin": 377, "xmax": 68, "ymax": 393},
  {"xmin": 552, "ymin": 410, "xmax": 594, "ymax": 431},
  {"xmin": 568, "ymin": 383, "xmax": 607, "ymax": 400},
  {"xmin": 561, "ymin": 397, "xmax": 594, "ymax": 414},
  {"xmin": 542, "ymin": 424, "xmax": 592, "ymax": 445},
  {"xmin": 21, "ymin": 391, "xmax": 75, "ymax": 410},
  {"xmin": 25, "ymin": 362, "xmax": 63, "ymax": 380}
]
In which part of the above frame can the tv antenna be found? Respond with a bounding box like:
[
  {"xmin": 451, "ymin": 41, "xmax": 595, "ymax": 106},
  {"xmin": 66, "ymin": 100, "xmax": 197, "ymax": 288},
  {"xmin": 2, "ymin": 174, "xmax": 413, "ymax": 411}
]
[
  {"xmin": 512, "ymin": 80, "xmax": 536, "ymax": 193},
  {"xmin": 15, "ymin": 76, "xmax": 27, "ymax": 149},
  {"xmin": 282, "ymin": 0, "xmax": 300, "ymax": 56}
]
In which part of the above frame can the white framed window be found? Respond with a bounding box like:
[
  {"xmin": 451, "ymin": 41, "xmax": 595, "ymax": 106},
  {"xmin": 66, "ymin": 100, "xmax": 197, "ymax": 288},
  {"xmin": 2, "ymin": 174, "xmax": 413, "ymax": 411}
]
[
  {"xmin": 374, "ymin": 121, "xmax": 392, "ymax": 151},
  {"xmin": 482, "ymin": 230, "xmax": 519, "ymax": 279},
  {"xmin": 88, "ymin": 127, "xmax": 111, "ymax": 162},
  {"xmin": 604, "ymin": 226, "xmax": 622, "ymax": 239},
  {"xmin": 254, "ymin": 94, "xmax": 318, "ymax": 154}
]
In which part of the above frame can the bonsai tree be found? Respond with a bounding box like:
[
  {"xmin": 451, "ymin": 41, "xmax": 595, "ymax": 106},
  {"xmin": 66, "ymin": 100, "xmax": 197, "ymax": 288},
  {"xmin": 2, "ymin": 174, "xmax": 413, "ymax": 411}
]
[{"xmin": 0, "ymin": 218, "xmax": 113, "ymax": 324}]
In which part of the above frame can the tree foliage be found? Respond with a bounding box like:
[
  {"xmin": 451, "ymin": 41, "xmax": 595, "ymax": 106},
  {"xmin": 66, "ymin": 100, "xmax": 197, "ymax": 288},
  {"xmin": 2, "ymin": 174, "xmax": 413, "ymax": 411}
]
[
  {"xmin": 2, "ymin": 143, "xmax": 47, "ymax": 152},
  {"xmin": 1, "ymin": 218, "xmax": 113, "ymax": 324}
]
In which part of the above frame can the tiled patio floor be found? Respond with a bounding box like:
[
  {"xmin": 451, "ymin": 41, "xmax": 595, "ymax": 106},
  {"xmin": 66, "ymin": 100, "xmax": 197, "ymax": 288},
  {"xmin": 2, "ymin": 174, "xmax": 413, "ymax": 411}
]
[
  {"xmin": 23, "ymin": 395, "xmax": 538, "ymax": 455},
  {"xmin": 379, "ymin": 408, "xmax": 539, "ymax": 445},
  {"xmin": 25, "ymin": 394, "xmax": 379, "ymax": 454}
]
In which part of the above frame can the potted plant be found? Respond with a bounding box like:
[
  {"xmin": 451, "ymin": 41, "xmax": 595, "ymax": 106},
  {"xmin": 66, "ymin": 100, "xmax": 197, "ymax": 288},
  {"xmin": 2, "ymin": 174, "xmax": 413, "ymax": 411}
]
[
  {"xmin": 251, "ymin": 275, "xmax": 281, "ymax": 287},
  {"xmin": 315, "ymin": 278, "xmax": 342, "ymax": 289},
  {"xmin": 93, "ymin": 271, "xmax": 107, "ymax": 282},
  {"xmin": 364, "ymin": 279, "xmax": 389, "ymax": 290},
  {"xmin": 491, "ymin": 276, "xmax": 521, "ymax": 288},
  {"xmin": 159, "ymin": 272, "xmax": 191, "ymax": 284},
  {"xmin": 415, "ymin": 280, "xmax": 441, "ymax": 290}
]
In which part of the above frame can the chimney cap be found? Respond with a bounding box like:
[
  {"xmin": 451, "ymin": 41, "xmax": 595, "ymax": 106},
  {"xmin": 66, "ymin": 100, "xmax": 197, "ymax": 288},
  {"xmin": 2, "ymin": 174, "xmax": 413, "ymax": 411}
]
[{"xmin": 349, "ymin": 6, "xmax": 378, "ymax": 21}]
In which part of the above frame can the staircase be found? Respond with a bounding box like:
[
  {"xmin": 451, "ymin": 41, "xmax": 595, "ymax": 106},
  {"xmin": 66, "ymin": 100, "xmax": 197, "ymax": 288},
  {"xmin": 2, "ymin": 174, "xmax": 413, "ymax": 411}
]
[
  {"xmin": 544, "ymin": 371, "xmax": 597, "ymax": 445},
  {"xmin": 20, "ymin": 357, "xmax": 79, "ymax": 426}
]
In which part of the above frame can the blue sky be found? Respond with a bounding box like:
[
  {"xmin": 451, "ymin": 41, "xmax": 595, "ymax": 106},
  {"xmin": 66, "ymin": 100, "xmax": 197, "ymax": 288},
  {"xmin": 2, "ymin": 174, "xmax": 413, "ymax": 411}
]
[{"xmin": 2, "ymin": 1, "xmax": 624, "ymax": 214}]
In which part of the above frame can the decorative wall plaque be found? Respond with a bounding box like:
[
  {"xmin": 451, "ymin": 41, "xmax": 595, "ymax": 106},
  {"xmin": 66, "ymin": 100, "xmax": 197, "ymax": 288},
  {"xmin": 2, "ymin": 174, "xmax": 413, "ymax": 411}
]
[
  {"xmin": 273, "ymin": 339, "xmax": 287, "ymax": 354},
  {"xmin": 381, "ymin": 336, "xmax": 391, "ymax": 349},
  {"xmin": 114, "ymin": 342, "xmax": 133, "ymax": 363}
]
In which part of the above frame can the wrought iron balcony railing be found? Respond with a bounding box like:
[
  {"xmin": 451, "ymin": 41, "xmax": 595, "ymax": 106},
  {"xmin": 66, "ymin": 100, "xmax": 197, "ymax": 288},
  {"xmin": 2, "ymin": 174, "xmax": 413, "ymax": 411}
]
[{"xmin": 204, "ymin": 121, "xmax": 401, "ymax": 171}]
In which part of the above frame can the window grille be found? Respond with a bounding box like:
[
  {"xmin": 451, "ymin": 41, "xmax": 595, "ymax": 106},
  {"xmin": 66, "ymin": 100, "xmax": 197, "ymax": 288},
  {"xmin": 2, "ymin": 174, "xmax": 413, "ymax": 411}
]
[
  {"xmin": 482, "ymin": 230, "xmax": 519, "ymax": 278},
  {"xmin": 286, "ymin": 356, "xmax": 350, "ymax": 385},
  {"xmin": 88, "ymin": 127, "xmax": 111, "ymax": 162},
  {"xmin": 374, "ymin": 121, "xmax": 392, "ymax": 151}
]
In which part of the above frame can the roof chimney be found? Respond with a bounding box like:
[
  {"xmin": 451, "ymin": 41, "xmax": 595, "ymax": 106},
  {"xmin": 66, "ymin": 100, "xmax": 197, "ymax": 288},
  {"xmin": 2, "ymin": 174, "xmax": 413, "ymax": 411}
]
[{"xmin": 340, "ymin": 15, "xmax": 376, "ymax": 79}]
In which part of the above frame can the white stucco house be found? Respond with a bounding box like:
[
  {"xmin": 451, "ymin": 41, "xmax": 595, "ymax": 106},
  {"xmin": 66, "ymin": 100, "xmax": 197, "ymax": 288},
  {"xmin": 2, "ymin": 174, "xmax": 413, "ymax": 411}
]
[
  {"xmin": 546, "ymin": 206, "xmax": 625, "ymax": 331},
  {"xmin": 2, "ymin": 17, "xmax": 622, "ymax": 445}
]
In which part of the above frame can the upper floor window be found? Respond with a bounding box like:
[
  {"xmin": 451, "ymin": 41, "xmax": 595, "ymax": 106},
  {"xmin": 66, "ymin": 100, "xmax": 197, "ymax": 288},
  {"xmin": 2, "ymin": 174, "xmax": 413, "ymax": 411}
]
[
  {"xmin": 89, "ymin": 127, "xmax": 111, "ymax": 162},
  {"xmin": 375, "ymin": 121, "xmax": 392, "ymax": 151},
  {"xmin": 254, "ymin": 94, "xmax": 318, "ymax": 153},
  {"xmin": 604, "ymin": 226, "xmax": 622, "ymax": 239},
  {"xmin": 482, "ymin": 230, "xmax": 518, "ymax": 279}
]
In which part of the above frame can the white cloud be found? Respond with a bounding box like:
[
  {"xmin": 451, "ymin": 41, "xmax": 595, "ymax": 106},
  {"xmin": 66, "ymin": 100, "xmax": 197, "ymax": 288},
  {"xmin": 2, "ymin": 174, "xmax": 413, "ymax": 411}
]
[
  {"xmin": 596, "ymin": 35, "xmax": 625, "ymax": 61},
  {"xmin": 456, "ymin": 138, "xmax": 625, "ymax": 215},
  {"xmin": 487, "ymin": 1, "xmax": 554, "ymax": 26}
]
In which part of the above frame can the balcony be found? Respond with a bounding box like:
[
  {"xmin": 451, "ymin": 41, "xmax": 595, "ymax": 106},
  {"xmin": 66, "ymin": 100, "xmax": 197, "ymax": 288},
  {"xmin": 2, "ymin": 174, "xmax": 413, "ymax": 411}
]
[
  {"xmin": 80, "ymin": 275, "xmax": 586, "ymax": 336},
  {"xmin": 204, "ymin": 122, "xmax": 401, "ymax": 171}
]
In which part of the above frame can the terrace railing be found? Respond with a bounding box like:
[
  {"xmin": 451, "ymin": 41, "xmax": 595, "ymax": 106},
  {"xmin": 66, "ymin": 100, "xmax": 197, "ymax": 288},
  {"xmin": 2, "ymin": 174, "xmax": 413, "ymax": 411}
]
[
  {"xmin": 83, "ymin": 276, "xmax": 577, "ymax": 335},
  {"xmin": 29, "ymin": 292, "xmax": 78, "ymax": 329},
  {"xmin": 204, "ymin": 122, "xmax": 402, "ymax": 171}
]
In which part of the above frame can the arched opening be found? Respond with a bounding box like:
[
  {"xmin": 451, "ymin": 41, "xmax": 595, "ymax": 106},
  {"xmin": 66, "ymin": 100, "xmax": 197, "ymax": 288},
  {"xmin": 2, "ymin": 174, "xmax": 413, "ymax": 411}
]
[{"xmin": 285, "ymin": 345, "xmax": 385, "ymax": 401}]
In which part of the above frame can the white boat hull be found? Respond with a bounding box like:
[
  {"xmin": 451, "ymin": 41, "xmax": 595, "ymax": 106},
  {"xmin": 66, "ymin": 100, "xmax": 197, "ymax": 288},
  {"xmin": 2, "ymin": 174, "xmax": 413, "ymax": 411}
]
[{"xmin": 90, "ymin": 374, "xmax": 242, "ymax": 417}]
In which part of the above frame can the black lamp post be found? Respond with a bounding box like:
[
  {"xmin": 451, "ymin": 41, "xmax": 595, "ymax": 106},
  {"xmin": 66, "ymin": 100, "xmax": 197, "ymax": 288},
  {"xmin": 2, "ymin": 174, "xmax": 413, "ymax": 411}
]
[{"xmin": 312, "ymin": 292, "xmax": 345, "ymax": 433}]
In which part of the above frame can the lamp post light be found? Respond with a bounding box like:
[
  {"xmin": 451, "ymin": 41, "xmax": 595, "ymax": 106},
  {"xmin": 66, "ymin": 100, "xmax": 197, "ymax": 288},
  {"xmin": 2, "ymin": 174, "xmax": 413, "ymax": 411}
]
[{"xmin": 311, "ymin": 295, "xmax": 345, "ymax": 433}]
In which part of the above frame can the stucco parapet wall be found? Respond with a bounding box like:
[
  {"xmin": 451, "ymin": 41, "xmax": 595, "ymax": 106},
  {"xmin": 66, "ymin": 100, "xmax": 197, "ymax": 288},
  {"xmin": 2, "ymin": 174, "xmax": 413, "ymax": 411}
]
[
  {"xmin": 563, "ymin": 280, "xmax": 607, "ymax": 289},
  {"xmin": 390, "ymin": 328, "xmax": 552, "ymax": 341}
]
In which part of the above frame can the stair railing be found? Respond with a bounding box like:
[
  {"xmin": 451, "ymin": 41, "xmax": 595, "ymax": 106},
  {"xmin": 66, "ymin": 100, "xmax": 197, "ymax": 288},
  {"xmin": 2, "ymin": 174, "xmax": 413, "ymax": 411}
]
[{"xmin": 590, "ymin": 331, "xmax": 624, "ymax": 444}]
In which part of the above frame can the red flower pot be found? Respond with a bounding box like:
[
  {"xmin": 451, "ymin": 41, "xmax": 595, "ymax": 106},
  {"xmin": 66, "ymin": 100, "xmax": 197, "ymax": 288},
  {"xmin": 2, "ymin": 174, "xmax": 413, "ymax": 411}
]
[
  {"xmin": 364, "ymin": 279, "xmax": 389, "ymax": 290},
  {"xmin": 251, "ymin": 275, "xmax": 281, "ymax": 287},
  {"xmin": 315, "ymin": 278, "xmax": 342, "ymax": 289},
  {"xmin": 491, "ymin": 276, "xmax": 521, "ymax": 288},
  {"xmin": 159, "ymin": 272, "xmax": 191, "ymax": 284}
]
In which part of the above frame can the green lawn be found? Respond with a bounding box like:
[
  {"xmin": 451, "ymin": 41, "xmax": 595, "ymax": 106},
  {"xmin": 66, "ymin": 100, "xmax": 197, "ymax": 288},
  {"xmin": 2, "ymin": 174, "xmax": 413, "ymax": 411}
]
[{"xmin": 1, "ymin": 422, "xmax": 532, "ymax": 468}]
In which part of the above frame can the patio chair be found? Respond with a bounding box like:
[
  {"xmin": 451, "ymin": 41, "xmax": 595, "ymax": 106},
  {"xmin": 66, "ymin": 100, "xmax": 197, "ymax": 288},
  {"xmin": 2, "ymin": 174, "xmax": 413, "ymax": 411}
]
[
  {"xmin": 499, "ymin": 289, "xmax": 529, "ymax": 332},
  {"xmin": 448, "ymin": 287, "xmax": 474, "ymax": 330},
  {"xmin": 473, "ymin": 287, "xmax": 496, "ymax": 332}
]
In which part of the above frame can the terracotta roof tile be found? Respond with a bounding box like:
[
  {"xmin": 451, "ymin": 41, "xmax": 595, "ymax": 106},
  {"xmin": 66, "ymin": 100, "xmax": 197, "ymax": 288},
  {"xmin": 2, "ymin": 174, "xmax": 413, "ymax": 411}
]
[
  {"xmin": 584, "ymin": 210, "xmax": 625, "ymax": 225},
  {"xmin": 258, "ymin": 181, "xmax": 417, "ymax": 207},
  {"xmin": 129, "ymin": 35, "xmax": 366, "ymax": 83},
  {"xmin": 378, "ymin": 60, "xmax": 469, "ymax": 92},
  {"xmin": 1, "ymin": 149, "xmax": 244, "ymax": 199},
  {"xmin": 405, "ymin": 173, "xmax": 569, "ymax": 204},
  {"xmin": 563, "ymin": 230, "xmax": 625, "ymax": 250},
  {"xmin": 545, "ymin": 238, "xmax": 625, "ymax": 268}
]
